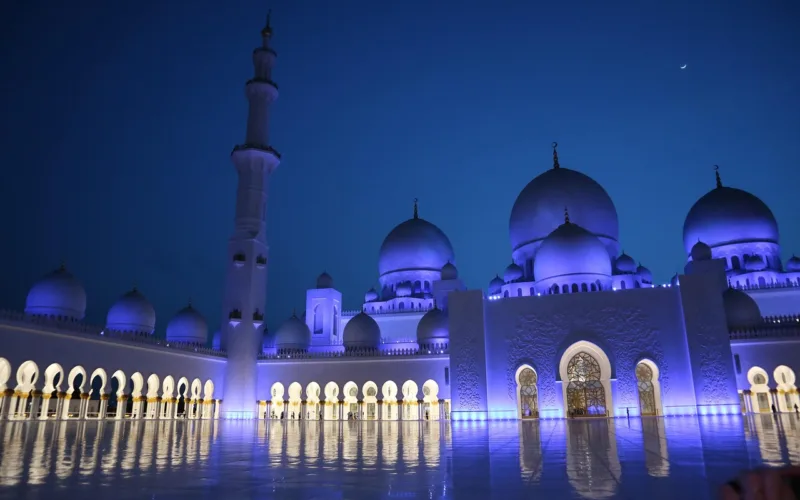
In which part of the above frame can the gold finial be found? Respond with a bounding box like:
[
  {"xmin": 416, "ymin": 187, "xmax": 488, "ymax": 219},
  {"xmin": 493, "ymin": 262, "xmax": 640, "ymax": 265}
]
[
  {"xmin": 261, "ymin": 9, "xmax": 273, "ymax": 37},
  {"xmin": 413, "ymin": 198, "xmax": 419, "ymax": 219},
  {"xmin": 552, "ymin": 142, "xmax": 560, "ymax": 169},
  {"xmin": 564, "ymin": 206, "xmax": 570, "ymax": 224},
  {"xmin": 714, "ymin": 165, "xmax": 722, "ymax": 188}
]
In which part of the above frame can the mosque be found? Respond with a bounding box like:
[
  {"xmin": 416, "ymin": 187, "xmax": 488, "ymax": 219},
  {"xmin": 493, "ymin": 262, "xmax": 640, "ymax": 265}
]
[{"xmin": 0, "ymin": 13, "xmax": 798, "ymax": 423}]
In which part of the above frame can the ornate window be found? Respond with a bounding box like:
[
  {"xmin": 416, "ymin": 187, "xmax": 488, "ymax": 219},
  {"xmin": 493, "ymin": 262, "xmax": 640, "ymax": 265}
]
[
  {"xmin": 349, "ymin": 386, "xmax": 357, "ymax": 397},
  {"xmin": 636, "ymin": 363, "xmax": 657, "ymax": 416},
  {"xmin": 566, "ymin": 352, "xmax": 607, "ymax": 417},
  {"xmin": 753, "ymin": 373, "xmax": 767, "ymax": 385},
  {"xmin": 366, "ymin": 387, "xmax": 376, "ymax": 397},
  {"xmin": 518, "ymin": 367, "xmax": 538, "ymax": 419}
]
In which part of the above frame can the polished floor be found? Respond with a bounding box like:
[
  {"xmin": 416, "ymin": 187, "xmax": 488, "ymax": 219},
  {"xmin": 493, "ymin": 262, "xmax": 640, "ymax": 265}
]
[{"xmin": 0, "ymin": 414, "xmax": 798, "ymax": 499}]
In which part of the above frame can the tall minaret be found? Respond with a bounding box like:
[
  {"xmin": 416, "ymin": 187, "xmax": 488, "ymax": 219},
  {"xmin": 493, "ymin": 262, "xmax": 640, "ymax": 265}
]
[{"xmin": 221, "ymin": 10, "xmax": 280, "ymax": 418}]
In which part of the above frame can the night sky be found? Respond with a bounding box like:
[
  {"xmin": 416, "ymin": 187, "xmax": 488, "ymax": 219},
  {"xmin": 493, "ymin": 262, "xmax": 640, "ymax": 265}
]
[{"xmin": 1, "ymin": 1, "xmax": 798, "ymax": 339}]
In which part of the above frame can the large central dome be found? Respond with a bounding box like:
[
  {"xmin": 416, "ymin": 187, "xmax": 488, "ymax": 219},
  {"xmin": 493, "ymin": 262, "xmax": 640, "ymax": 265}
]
[
  {"xmin": 378, "ymin": 204, "xmax": 454, "ymax": 287},
  {"xmin": 509, "ymin": 165, "xmax": 619, "ymax": 258}
]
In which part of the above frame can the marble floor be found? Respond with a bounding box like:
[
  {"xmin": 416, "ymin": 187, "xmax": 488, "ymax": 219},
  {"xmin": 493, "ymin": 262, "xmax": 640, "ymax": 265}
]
[{"xmin": 0, "ymin": 414, "xmax": 798, "ymax": 499}]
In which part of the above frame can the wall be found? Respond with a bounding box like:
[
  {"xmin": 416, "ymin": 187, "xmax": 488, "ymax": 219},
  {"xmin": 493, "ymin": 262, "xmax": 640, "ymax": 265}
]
[
  {"xmin": 370, "ymin": 312, "xmax": 425, "ymax": 344},
  {"xmin": 0, "ymin": 321, "xmax": 225, "ymax": 394},
  {"xmin": 730, "ymin": 339, "xmax": 800, "ymax": 389},
  {"xmin": 447, "ymin": 290, "xmax": 490, "ymax": 417},
  {"xmin": 480, "ymin": 286, "xmax": 696, "ymax": 418},
  {"xmin": 255, "ymin": 355, "xmax": 450, "ymax": 400},
  {"xmin": 747, "ymin": 287, "xmax": 800, "ymax": 316}
]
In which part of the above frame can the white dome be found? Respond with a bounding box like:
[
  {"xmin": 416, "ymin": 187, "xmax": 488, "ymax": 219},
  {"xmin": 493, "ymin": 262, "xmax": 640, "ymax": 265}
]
[
  {"xmin": 343, "ymin": 312, "xmax": 381, "ymax": 349},
  {"xmin": 166, "ymin": 303, "xmax": 208, "ymax": 344},
  {"xmin": 534, "ymin": 220, "xmax": 612, "ymax": 284},
  {"xmin": 364, "ymin": 288, "xmax": 379, "ymax": 302},
  {"xmin": 416, "ymin": 307, "xmax": 448, "ymax": 345},
  {"xmin": 614, "ymin": 252, "xmax": 636, "ymax": 274},
  {"xmin": 106, "ymin": 288, "xmax": 156, "ymax": 335},
  {"xmin": 25, "ymin": 265, "xmax": 87, "ymax": 320},
  {"xmin": 274, "ymin": 314, "xmax": 311, "ymax": 351}
]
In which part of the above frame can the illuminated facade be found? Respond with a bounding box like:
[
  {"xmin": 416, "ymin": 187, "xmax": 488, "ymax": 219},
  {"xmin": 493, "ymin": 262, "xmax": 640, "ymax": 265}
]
[{"xmin": 1, "ymin": 11, "xmax": 799, "ymax": 423}]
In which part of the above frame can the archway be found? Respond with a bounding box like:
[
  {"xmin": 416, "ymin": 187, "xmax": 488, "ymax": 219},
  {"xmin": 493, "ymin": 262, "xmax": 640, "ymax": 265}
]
[
  {"xmin": 422, "ymin": 380, "xmax": 439, "ymax": 421},
  {"xmin": 635, "ymin": 359, "xmax": 663, "ymax": 416},
  {"xmin": 64, "ymin": 365, "xmax": 86, "ymax": 419},
  {"xmin": 270, "ymin": 382, "xmax": 285, "ymax": 419},
  {"xmin": 145, "ymin": 374, "xmax": 160, "ymax": 419},
  {"xmin": 323, "ymin": 382, "xmax": 339, "ymax": 420},
  {"xmin": 559, "ymin": 341, "xmax": 612, "ymax": 418},
  {"xmin": 108, "ymin": 370, "xmax": 126, "ymax": 418},
  {"xmin": 173, "ymin": 376, "xmax": 188, "ymax": 418},
  {"xmin": 747, "ymin": 367, "xmax": 771, "ymax": 413},
  {"xmin": 161, "ymin": 375, "xmax": 176, "ymax": 419},
  {"xmin": 381, "ymin": 381, "xmax": 398, "ymax": 420},
  {"xmin": 203, "ymin": 380, "xmax": 215, "ymax": 419},
  {"xmin": 773, "ymin": 365, "xmax": 798, "ymax": 412},
  {"xmin": 189, "ymin": 378, "xmax": 202, "ymax": 419},
  {"xmin": 306, "ymin": 382, "xmax": 321, "ymax": 420},
  {"xmin": 287, "ymin": 382, "xmax": 302, "ymax": 420},
  {"xmin": 129, "ymin": 372, "xmax": 144, "ymax": 418},
  {"xmin": 88, "ymin": 368, "xmax": 108, "ymax": 419},
  {"xmin": 362, "ymin": 381, "xmax": 378, "ymax": 420},
  {"xmin": 515, "ymin": 365, "xmax": 538, "ymax": 419},
  {"xmin": 401, "ymin": 380, "xmax": 419, "ymax": 420},
  {"xmin": 343, "ymin": 381, "xmax": 359, "ymax": 420},
  {"xmin": 14, "ymin": 360, "xmax": 39, "ymax": 419}
]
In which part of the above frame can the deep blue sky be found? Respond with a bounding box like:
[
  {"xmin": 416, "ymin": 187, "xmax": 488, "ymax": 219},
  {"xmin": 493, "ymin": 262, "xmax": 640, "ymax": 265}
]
[{"xmin": 1, "ymin": 0, "xmax": 798, "ymax": 338}]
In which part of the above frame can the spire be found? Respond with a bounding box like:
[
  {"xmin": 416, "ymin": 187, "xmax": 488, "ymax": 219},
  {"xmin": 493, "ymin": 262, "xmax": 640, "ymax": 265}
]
[
  {"xmin": 552, "ymin": 142, "xmax": 560, "ymax": 169},
  {"xmin": 714, "ymin": 165, "xmax": 722, "ymax": 188},
  {"xmin": 187, "ymin": 297, "xmax": 193, "ymax": 307},
  {"xmin": 261, "ymin": 9, "xmax": 273, "ymax": 38},
  {"xmin": 413, "ymin": 198, "xmax": 419, "ymax": 219},
  {"xmin": 564, "ymin": 206, "xmax": 570, "ymax": 224}
]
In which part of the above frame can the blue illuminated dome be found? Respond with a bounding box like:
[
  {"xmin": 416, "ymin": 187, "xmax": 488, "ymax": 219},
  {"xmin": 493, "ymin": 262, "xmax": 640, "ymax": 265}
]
[
  {"xmin": 722, "ymin": 288, "xmax": 762, "ymax": 329},
  {"xmin": 378, "ymin": 203, "xmax": 455, "ymax": 288},
  {"xmin": 166, "ymin": 303, "xmax": 208, "ymax": 344},
  {"xmin": 509, "ymin": 160, "xmax": 619, "ymax": 258},
  {"xmin": 488, "ymin": 275, "xmax": 504, "ymax": 294},
  {"xmin": 441, "ymin": 261, "xmax": 458, "ymax": 280},
  {"xmin": 534, "ymin": 220, "xmax": 612, "ymax": 284},
  {"xmin": 343, "ymin": 312, "xmax": 381, "ymax": 349},
  {"xmin": 786, "ymin": 255, "xmax": 800, "ymax": 272},
  {"xmin": 274, "ymin": 313, "xmax": 311, "ymax": 351},
  {"xmin": 744, "ymin": 255, "xmax": 767, "ymax": 272},
  {"xmin": 636, "ymin": 264, "xmax": 653, "ymax": 283},
  {"xmin": 691, "ymin": 241, "xmax": 713, "ymax": 262},
  {"xmin": 683, "ymin": 182, "xmax": 779, "ymax": 256},
  {"xmin": 614, "ymin": 252, "xmax": 636, "ymax": 274},
  {"xmin": 364, "ymin": 288, "xmax": 379, "ymax": 302},
  {"xmin": 316, "ymin": 272, "xmax": 334, "ymax": 289},
  {"xmin": 504, "ymin": 262, "xmax": 524, "ymax": 283},
  {"xmin": 25, "ymin": 264, "xmax": 87, "ymax": 320},
  {"xmin": 106, "ymin": 288, "xmax": 156, "ymax": 335},
  {"xmin": 416, "ymin": 307, "xmax": 448, "ymax": 345}
]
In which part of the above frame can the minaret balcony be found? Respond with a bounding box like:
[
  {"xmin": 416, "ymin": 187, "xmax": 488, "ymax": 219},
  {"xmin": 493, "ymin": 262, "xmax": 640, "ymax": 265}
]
[
  {"xmin": 231, "ymin": 143, "xmax": 281, "ymax": 160},
  {"xmin": 246, "ymin": 77, "xmax": 279, "ymax": 91}
]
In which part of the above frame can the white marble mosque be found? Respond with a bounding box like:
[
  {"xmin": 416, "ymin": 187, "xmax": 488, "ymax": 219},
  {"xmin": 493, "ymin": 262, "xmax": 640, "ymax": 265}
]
[{"xmin": 1, "ymin": 12, "xmax": 799, "ymax": 425}]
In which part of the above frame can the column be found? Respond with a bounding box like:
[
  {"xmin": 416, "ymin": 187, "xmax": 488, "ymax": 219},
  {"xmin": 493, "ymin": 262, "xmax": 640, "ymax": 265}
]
[
  {"xmin": 418, "ymin": 399, "xmax": 424, "ymax": 420},
  {"xmin": 377, "ymin": 400, "xmax": 383, "ymax": 420},
  {"xmin": 338, "ymin": 401, "xmax": 344, "ymax": 420},
  {"xmin": 116, "ymin": 395, "xmax": 128, "ymax": 420},
  {"xmin": 214, "ymin": 400, "xmax": 222, "ymax": 419},
  {"xmin": 98, "ymin": 394, "xmax": 109, "ymax": 419},
  {"xmin": 79, "ymin": 392, "xmax": 91, "ymax": 419},
  {"xmin": 39, "ymin": 393, "xmax": 53, "ymax": 420},
  {"xmin": 131, "ymin": 397, "xmax": 144, "ymax": 419},
  {"xmin": 27, "ymin": 391, "xmax": 42, "ymax": 420},
  {"xmin": 0, "ymin": 389, "xmax": 12, "ymax": 420}
]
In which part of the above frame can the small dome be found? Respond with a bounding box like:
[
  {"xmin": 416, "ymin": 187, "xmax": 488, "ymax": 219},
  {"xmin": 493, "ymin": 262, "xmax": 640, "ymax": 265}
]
[
  {"xmin": 106, "ymin": 288, "xmax": 156, "ymax": 335},
  {"xmin": 416, "ymin": 307, "xmax": 448, "ymax": 345},
  {"xmin": 636, "ymin": 264, "xmax": 653, "ymax": 283},
  {"xmin": 488, "ymin": 275, "xmax": 504, "ymax": 294},
  {"xmin": 364, "ymin": 288, "xmax": 379, "ymax": 302},
  {"xmin": 786, "ymin": 255, "xmax": 800, "ymax": 272},
  {"xmin": 690, "ymin": 241, "xmax": 713, "ymax": 262},
  {"xmin": 316, "ymin": 272, "xmax": 334, "ymax": 289},
  {"xmin": 25, "ymin": 265, "xmax": 87, "ymax": 320},
  {"xmin": 614, "ymin": 252, "xmax": 637, "ymax": 274},
  {"xmin": 534, "ymin": 221, "xmax": 612, "ymax": 283},
  {"xmin": 343, "ymin": 312, "xmax": 381, "ymax": 349},
  {"xmin": 744, "ymin": 255, "xmax": 767, "ymax": 272},
  {"xmin": 670, "ymin": 273, "xmax": 680, "ymax": 286},
  {"xmin": 396, "ymin": 282, "xmax": 412, "ymax": 297},
  {"xmin": 441, "ymin": 261, "xmax": 458, "ymax": 280},
  {"xmin": 509, "ymin": 166, "xmax": 619, "ymax": 256},
  {"xmin": 504, "ymin": 262, "xmax": 524, "ymax": 283},
  {"xmin": 378, "ymin": 212, "xmax": 455, "ymax": 284},
  {"xmin": 683, "ymin": 184, "xmax": 779, "ymax": 255},
  {"xmin": 166, "ymin": 303, "xmax": 208, "ymax": 344},
  {"xmin": 723, "ymin": 288, "xmax": 762, "ymax": 329},
  {"xmin": 274, "ymin": 313, "xmax": 311, "ymax": 351}
]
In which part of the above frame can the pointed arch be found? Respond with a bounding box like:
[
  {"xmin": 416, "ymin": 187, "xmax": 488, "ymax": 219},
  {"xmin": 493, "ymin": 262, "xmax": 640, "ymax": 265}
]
[
  {"xmin": 362, "ymin": 381, "xmax": 379, "ymax": 420},
  {"xmin": 111, "ymin": 370, "xmax": 127, "ymax": 397},
  {"xmin": 66, "ymin": 365, "xmax": 87, "ymax": 394},
  {"xmin": 0, "ymin": 358, "xmax": 10, "ymax": 392},
  {"xmin": 162, "ymin": 376, "xmax": 176, "ymax": 399},
  {"xmin": 773, "ymin": 365, "xmax": 797, "ymax": 412},
  {"xmin": 635, "ymin": 359, "xmax": 663, "ymax": 416},
  {"xmin": 43, "ymin": 363, "xmax": 65, "ymax": 394},
  {"xmin": 747, "ymin": 366, "xmax": 771, "ymax": 413},
  {"xmin": 130, "ymin": 372, "xmax": 144, "ymax": 397},
  {"xmin": 559, "ymin": 341, "xmax": 613, "ymax": 417},
  {"xmin": 15, "ymin": 360, "xmax": 39, "ymax": 393},
  {"xmin": 146, "ymin": 373, "xmax": 160, "ymax": 398},
  {"xmin": 203, "ymin": 380, "xmax": 215, "ymax": 400},
  {"xmin": 515, "ymin": 364, "xmax": 538, "ymax": 419}
]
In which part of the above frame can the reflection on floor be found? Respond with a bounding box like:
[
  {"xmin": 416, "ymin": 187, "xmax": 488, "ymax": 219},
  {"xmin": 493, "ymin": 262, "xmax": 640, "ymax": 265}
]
[{"xmin": 0, "ymin": 415, "xmax": 798, "ymax": 499}]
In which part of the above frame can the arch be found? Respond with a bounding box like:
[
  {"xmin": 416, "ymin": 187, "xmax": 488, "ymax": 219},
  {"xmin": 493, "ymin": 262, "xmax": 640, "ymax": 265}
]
[
  {"xmin": 130, "ymin": 372, "xmax": 144, "ymax": 397},
  {"xmin": 343, "ymin": 381, "xmax": 359, "ymax": 420},
  {"xmin": 515, "ymin": 364, "xmax": 539, "ymax": 419},
  {"xmin": 43, "ymin": 363, "xmax": 65, "ymax": 394},
  {"xmin": 421, "ymin": 379, "xmax": 440, "ymax": 421},
  {"xmin": 773, "ymin": 365, "xmax": 798, "ymax": 413},
  {"xmin": 89, "ymin": 367, "xmax": 108, "ymax": 395},
  {"xmin": 288, "ymin": 382, "xmax": 302, "ymax": 401},
  {"xmin": 111, "ymin": 370, "xmax": 127, "ymax": 397},
  {"xmin": 306, "ymin": 382, "xmax": 321, "ymax": 402},
  {"xmin": 323, "ymin": 381, "xmax": 338, "ymax": 401},
  {"xmin": 203, "ymin": 380, "xmax": 215, "ymax": 400},
  {"xmin": 190, "ymin": 378, "xmax": 202, "ymax": 399},
  {"xmin": 382, "ymin": 380, "xmax": 398, "ymax": 400},
  {"xmin": 15, "ymin": 360, "xmax": 39, "ymax": 392},
  {"xmin": 401, "ymin": 380, "xmax": 418, "ymax": 400},
  {"xmin": 162, "ymin": 376, "xmax": 176, "ymax": 399},
  {"xmin": 146, "ymin": 373, "xmax": 160, "ymax": 398},
  {"xmin": 305, "ymin": 382, "xmax": 322, "ymax": 420},
  {"xmin": 381, "ymin": 380, "xmax": 399, "ymax": 420},
  {"xmin": 746, "ymin": 366, "xmax": 771, "ymax": 413},
  {"xmin": 323, "ymin": 381, "xmax": 339, "ymax": 420},
  {"xmin": 635, "ymin": 359, "xmax": 663, "ymax": 416},
  {"xmin": 401, "ymin": 380, "xmax": 419, "ymax": 420},
  {"xmin": 362, "ymin": 381, "xmax": 379, "ymax": 420},
  {"xmin": 0, "ymin": 358, "xmax": 10, "ymax": 391},
  {"xmin": 270, "ymin": 382, "xmax": 285, "ymax": 419},
  {"xmin": 66, "ymin": 365, "xmax": 87, "ymax": 395},
  {"xmin": 559, "ymin": 341, "xmax": 613, "ymax": 417}
]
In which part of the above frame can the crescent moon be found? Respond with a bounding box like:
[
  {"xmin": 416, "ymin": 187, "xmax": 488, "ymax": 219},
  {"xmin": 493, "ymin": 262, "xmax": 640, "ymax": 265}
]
[{"xmin": 680, "ymin": 64, "xmax": 687, "ymax": 69}]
